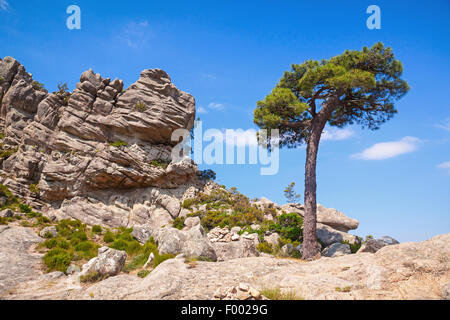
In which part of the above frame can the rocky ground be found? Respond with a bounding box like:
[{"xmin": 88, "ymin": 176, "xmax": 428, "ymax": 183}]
[
  {"xmin": 0, "ymin": 56, "xmax": 449, "ymax": 300},
  {"xmin": 0, "ymin": 223, "xmax": 448, "ymax": 300}
]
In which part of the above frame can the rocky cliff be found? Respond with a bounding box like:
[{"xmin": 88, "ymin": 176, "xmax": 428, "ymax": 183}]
[{"xmin": 0, "ymin": 56, "xmax": 203, "ymax": 229}]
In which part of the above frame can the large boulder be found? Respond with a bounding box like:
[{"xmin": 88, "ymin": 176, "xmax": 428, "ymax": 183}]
[
  {"xmin": 280, "ymin": 203, "xmax": 359, "ymax": 232},
  {"xmin": 322, "ymin": 243, "xmax": 351, "ymax": 257},
  {"xmin": 212, "ymin": 239, "xmax": 260, "ymax": 261},
  {"xmin": 156, "ymin": 224, "xmax": 217, "ymax": 261},
  {"xmin": 316, "ymin": 223, "xmax": 360, "ymax": 246},
  {"xmin": 79, "ymin": 246, "xmax": 127, "ymax": 279},
  {"xmin": 357, "ymin": 236, "xmax": 400, "ymax": 254}
]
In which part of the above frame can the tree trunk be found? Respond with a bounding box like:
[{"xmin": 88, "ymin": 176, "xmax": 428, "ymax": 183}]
[
  {"xmin": 302, "ymin": 96, "xmax": 340, "ymax": 260},
  {"xmin": 301, "ymin": 120, "xmax": 323, "ymax": 260}
]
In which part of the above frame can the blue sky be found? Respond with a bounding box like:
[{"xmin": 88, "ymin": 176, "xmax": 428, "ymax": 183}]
[{"xmin": 1, "ymin": 0, "xmax": 449, "ymax": 242}]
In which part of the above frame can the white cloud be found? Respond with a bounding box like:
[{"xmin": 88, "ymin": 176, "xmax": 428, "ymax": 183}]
[
  {"xmin": 197, "ymin": 106, "xmax": 207, "ymax": 114},
  {"xmin": 435, "ymin": 118, "xmax": 450, "ymax": 131},
  {"xmin": 437, "ymin": 161, "xmax": 450, "ymax": 173},
  {"xmin": 0, "ymin": 0, "xmax": 10, "ymax": 11},
  {"xmin": 208, "ymin": 102, "xmax": 224, "ymax": 110},
  {"xmin": 351, "ymin": 136, "xmax": 420, "ymax": 160},
  {"xmin": 321, "ymin": 128, "xmax": 355, "ymax": 141}
]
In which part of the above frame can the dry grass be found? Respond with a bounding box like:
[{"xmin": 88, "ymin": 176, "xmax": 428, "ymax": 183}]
[{"xmin": 260, "ymin": 287, "xmax": 304, "ymax": 300}]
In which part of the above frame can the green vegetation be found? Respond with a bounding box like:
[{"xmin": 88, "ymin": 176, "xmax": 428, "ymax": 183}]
[
  {"xmin": 172, "ymin": 216, "xmax": 185, "ymax": 230},
  {"xmin": 137, "ymin": 270, "xmax": 151, "ymax": 278},
  {"xmin": 257, "ymin": 241, "xmax": 273, "ymax": 254},
  {"xmin": 253, "ymin": 42, "xmax": 409, "ymax": 259},
  {"xmin": 32, "ymin": 81, "xmax": 45, "ymax": 90},
  {"xmin": 39, "ymin": 219, "xmax": 100, "ymax": 272},
  {"xmin": 335, "ymin": 286, "xmax": 351, "ymax": 293},
  {"xmin": 260, "ymin": 287, "xmax": 304, "ymax": 300},
  {"xmin": 150, "ymin": 159, "xmax": 170, "ymax": 169},
  {"xmin": 342, "ymin": 240, "xmax": 362, "ymax": 254},
  {"xmin": 135, "ymin": 100, "xmax": 148, "ymax": 112},
  {"xmin": 0, "ymin": 75, "xmax": 4, "ymax": 84},
  {"xmin": 42, "ymin": 248, "xmax": 72, "ymax": 273},
  {"xmin": 29, "ymin": 183, "xmax": 39, "ymax": 194},
  {"xmin": 284, "ymin": 182, "xmax": 301, "ymax": 203},
  {"xmin": 122, "ymin": 236, "xmax": 174, "ymax": 272},
  {"xmin": 92, "ymin": 225, "xmax": 102, "ymax": 234},
  {"xmin": 198, "ymin": 169, "xmax": 216, "ymax": 181},
  {"xmin": 109, "ymin": 140, "xmax": 128, "ymax": 148},
  {"xmin": 80, "ymin": 271, "xmax": 102, "ymax": 283},
  {"xmin": 0, "ymin": 147, "xmax": 18, "ymax": 160}
]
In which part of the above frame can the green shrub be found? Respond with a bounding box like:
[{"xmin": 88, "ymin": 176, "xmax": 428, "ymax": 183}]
[
  {"xmin": 80, "ymin": 271, "xmax": 102, "ymax": 283},
  {"xmin": 124, "ymin": 253, "xmax": 148, "ymax": 272},
  {"xmin": 257, "ymin": 241, "xmax": 273, "ymax": 254},
  {"xmin": 32, "ymin": 81, "xmax": 45, "ymax": 90},
  {"xmin": 182, "ymin": 198, "xmax": 196, "ymax": 209},
  {"xmin": 135, "ymin": 100, "xmax": 148, "ymax": 112},
  {"xmin": 342, "ymin": 240, "xmax": 361, "ymax": 254},
  {"xmin": 260, "ymin": 287, "xmax": 303, "ymax": 300},
  {"xmin": 109, "ymin": 140, "xmax": 128, "ymax": 148},
  {"xmin": 0, "ymin": 217, "xmax": 8, "ymax": 225},
  {"xmin": 0, "ymin": 147, "xmax": 18, "ymax": 159},
  {"xmin": 172, "ymin": 217, "xmax": 185, "ymax": 230},
  {"xmin": 43, "ymin": 248, "xmax": 71, "ymax": 273},
  {"xmin": 92, "ymin": 225, "xmax": 102, "ymax": 234},
  {"xmin": 150, "ymin": 159, "xmax": 170, "ymax": 169},
  {"xmin": 153, "ymin": 253, "xmax": 175, "ymax": 268},
  {"xmin": 18, "ymin": 203, "xmax": 32, "ymax": 214},
  {"xmin": 272, "ymin": 213, "xmax": 303, "ymax": 242},
  {"xmin": 29, "ymin": 183, "xmax": 39, "ymax": 194},
  {"xmin": 103, "ymin": 231, "xmax": 115, "ymax": 243},
  {"xmin": 43, "ymin": 238, "xmax": 58, "ymax": 249},
  {"xmin": 137, "ymin": 270, "xmax": 151, "ymax": 278}
]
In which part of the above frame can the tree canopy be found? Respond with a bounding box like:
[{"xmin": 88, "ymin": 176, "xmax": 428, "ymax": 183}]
[{"xmin": 254, "ymin": 42, "xmax": 410, "ymax": 148}]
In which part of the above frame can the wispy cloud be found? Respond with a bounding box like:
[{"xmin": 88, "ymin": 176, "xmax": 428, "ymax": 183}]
[
  {"xmin": 437, "ymin": 161, "xmax": 450, "ymax": 173},
  {"xmin": 0, "ymin": 0, "xmax": 10, "ymax": 11},
  {"xmin": 200, "ymin": 73, "xmax": 217, "ymax": 80},
  {"xmin": 117, "ymin": 20, "xmax": 150, "ymax": 49},
  {"xmin": 197, "ymin": 106, "xmax": 207, "ymax": 114},
  {"xmin": 435, "ymin": 118, "xmax": 450, "ymax": 131},
  {"xmin": 321, "ymin": 128, "xmax": 355, "ymax": 141},
  {"xmin": 351, "ymin": 136, "xmax": 421, "ymax": 160},
  {"xmin": 208, "ymin": 102, "xmax": 224, "ymax": 110}
]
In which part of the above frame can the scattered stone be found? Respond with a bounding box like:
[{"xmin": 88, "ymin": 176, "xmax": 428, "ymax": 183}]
[
  {"xmin": 0, "ymin": 209, "xmax": 13, "ymax": 218},
  {"xmin": 264, "ymin": 233, "xmax": 280, "ymax": 247},
  {"xmin": 39, "ymin": 226, "xmax": 58, "ymax": 238},
  {"xmin": 215, "ymin": 283, "xmax": 268, "ymax": 300},
  {"xmin": 183, "ymin": 216, "xmax": 201, "ymax": 230},
  {"xmin": 66, "ymin": 265, "xmax": 81, "ymax": 275}
]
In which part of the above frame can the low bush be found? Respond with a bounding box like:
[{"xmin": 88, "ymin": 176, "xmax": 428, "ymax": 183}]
[
  {"xmin": 92, "ymin": 225, "xmax": 102, "ymax": 234},
  {"xmin": 172, "ymin": 216, "xmax": 185, "ymax": 230},
  {"xmin": 257, "ymin": 242, "xmax": 273, "ymax": 254},
  {"xmin": 42, "ymin": 248, "xmax": 72, "ymax": 273}
]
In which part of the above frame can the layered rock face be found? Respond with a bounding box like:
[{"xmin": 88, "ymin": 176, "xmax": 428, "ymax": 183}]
[{"xmin": 0, "ymin": 56, "xmax": 200, "ymax": 228}]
